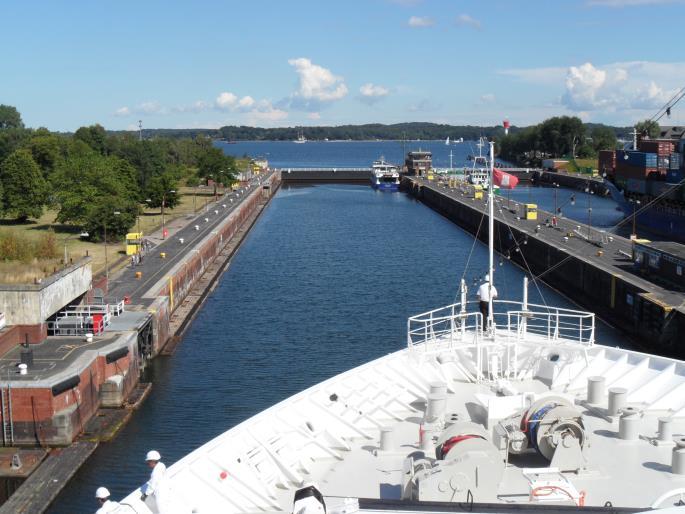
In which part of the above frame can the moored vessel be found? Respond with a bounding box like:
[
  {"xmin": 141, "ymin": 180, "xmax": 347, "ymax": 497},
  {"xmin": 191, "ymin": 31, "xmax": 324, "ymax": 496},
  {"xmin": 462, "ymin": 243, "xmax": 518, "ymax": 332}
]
[{"xmin": 370, "ymin": 158, "xmax": 400, "ymax": 191}]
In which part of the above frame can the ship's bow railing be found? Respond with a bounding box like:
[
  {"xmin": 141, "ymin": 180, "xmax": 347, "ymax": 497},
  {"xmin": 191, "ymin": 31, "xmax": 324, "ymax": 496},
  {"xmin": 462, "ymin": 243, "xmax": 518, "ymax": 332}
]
[{"xmin": 407, "ymin": 300, "xmax": 595, "ymax": 351}]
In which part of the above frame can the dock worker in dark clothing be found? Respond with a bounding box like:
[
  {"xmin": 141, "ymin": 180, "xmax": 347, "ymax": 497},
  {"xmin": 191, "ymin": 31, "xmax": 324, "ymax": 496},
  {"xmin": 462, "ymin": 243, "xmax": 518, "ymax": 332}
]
[{"xmin": 477, "ymin": 274, "xmax": 498, "ymax": 327}]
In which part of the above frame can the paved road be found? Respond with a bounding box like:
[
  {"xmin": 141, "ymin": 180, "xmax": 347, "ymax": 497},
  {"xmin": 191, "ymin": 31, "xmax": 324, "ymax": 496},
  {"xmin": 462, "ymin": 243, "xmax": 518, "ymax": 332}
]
[
  {"xmin": 106, "ymin": 174, "xmax": 271, "ymax": 304},
  {"xmin": 415, "ymin": 177, "xmax": 685, "ymax": 309}
]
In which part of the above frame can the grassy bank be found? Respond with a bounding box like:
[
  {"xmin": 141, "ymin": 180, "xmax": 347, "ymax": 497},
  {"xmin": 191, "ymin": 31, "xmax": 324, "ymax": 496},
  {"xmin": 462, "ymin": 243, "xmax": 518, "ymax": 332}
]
[{"xmin": 0, "ymin": 185, "xmax": 228, "ymax": 283}]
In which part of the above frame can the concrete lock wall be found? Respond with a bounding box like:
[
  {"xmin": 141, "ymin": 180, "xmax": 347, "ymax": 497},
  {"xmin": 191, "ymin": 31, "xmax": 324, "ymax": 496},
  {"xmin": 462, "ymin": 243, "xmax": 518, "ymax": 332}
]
[
  {"xmin": 408, "ymin": 180, "xmax": 684, "ymax": 352},
  {"xmin": 7, "ymin": 332, "xmax": 139, "ymax": 446},
  {"xmin": 144, "ymin": 175, "xmax": 278, "ymax": 356},
  {"xmin": 0, "ymin": 258, "xmax": 92, "ymax": 326}
]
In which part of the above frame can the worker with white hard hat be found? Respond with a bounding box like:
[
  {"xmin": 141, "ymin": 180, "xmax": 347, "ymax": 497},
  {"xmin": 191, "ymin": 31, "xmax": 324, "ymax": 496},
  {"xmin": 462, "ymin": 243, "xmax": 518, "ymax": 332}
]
[
  {"xmin": 95, "ymin": 486, "xmax": 120, "ymax": 513},
  {"xmin": 141, "ymin": 450, "xmax": 172, "ymax": 513},
  {"xmin": 477, "ymin": 274, "xmax": 498, "ymax": 326}
]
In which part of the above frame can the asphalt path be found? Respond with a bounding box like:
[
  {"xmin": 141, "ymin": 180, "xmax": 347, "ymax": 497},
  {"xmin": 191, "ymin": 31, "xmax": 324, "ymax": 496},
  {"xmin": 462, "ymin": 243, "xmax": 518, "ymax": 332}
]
[
  {"xmin": 418, "ymin": 177, "xmax": 685, "ymax": 309},
  {"xmin": 106, "ymin": 174, "xmax": 270, "ymax": 304}
]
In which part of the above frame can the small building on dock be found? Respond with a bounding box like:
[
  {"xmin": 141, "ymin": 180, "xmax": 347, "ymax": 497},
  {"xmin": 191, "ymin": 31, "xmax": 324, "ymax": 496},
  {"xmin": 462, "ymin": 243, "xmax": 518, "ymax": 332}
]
[{"xmin": 405, "ymin": 151, "xmax": 432, "ymax": 176}]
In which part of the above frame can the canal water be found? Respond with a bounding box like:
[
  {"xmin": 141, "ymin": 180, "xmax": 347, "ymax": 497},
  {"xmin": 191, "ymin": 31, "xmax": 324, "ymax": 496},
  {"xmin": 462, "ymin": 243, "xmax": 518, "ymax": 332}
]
[{"xmin": 49, "ymin": 181, "xmax": 626, "ymax": 512}]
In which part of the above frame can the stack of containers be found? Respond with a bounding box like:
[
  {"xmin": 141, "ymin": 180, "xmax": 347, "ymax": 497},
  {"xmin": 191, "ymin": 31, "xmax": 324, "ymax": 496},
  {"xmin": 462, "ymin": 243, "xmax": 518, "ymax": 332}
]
[
  {"xmin": 667, "ymin": 139, "xmax": 685, "ymax": 189},
  {"xmin": 615, "ymin": 149, "xmax": 658, "ymax": 193},
  {"xmin": 598, "ymin": 150, "xmax": 616, "ymax": 177},
  {"xmin": 639, "ymin": 139, "xmax": 676, "ymax": 176}
]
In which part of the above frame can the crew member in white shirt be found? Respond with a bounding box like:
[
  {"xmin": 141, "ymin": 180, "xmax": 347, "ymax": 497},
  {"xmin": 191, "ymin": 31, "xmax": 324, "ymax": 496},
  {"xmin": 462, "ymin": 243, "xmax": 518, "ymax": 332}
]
[
  {"xmin": 95, "ymin": 486, "xmax": 119, "ymax": 513},
  {"xmin": 141, "ymin": 450, "xmax": 171, "ymax": 514},
  {"xmin": 477, "ymin": 274, "xmax": 498, "ymax": 326}
]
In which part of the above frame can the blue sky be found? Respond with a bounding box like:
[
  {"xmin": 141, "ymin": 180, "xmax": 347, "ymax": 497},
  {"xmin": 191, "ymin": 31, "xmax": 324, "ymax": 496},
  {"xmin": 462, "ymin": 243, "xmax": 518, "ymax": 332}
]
[{"xmin": 3, "ymin": 0, "xmax": 685, "ymax": 131}]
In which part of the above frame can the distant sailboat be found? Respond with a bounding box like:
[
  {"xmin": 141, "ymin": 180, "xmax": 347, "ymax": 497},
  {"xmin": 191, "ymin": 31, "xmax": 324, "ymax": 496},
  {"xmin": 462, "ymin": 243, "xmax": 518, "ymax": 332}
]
[
  {"xmin": 294, "ymin": 131, "xmax": 306, "ymax": 144},
  {"xmin": 445, "ymin": 136, "xmax": 450, "ymax": 145}
]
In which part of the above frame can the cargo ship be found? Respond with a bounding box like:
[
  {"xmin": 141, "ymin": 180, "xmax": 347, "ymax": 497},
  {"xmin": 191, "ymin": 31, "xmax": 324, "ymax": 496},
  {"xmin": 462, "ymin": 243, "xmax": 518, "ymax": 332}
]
[{"xmin": 600, "ymin": 130, "xmax": 685, "ymax": 242}]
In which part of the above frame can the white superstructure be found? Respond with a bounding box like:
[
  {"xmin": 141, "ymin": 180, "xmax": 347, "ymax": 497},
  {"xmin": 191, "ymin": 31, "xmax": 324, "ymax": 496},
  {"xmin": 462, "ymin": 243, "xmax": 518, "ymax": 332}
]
[
  {"xmin": 116, "ymin": 143, "xmax": 685, "ymax": 514},
  {"xmin": 370, "ymin": 158, "xmax": 400, "ymax": 191}
]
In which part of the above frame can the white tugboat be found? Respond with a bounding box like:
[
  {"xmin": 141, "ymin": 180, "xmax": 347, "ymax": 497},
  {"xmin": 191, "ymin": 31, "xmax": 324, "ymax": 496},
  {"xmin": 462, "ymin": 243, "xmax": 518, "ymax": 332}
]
[{"xmin": 117, "ymin": 142, "xmax": 685, "ymax": 514}]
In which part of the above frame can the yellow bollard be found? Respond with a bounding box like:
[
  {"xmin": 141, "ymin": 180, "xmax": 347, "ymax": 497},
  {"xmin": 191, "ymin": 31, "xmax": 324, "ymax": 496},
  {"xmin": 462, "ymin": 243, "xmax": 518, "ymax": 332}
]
[
  {"xmin": 135, "ymin": 271, "xmax": 142, "ymax": 279},
  {"xmin": 160, "ymin": 252, "xmax": 166, "ymax": 259},
  {"xmin": 597, "ymin": 250, "xmax": 603, "ymax": 257}
]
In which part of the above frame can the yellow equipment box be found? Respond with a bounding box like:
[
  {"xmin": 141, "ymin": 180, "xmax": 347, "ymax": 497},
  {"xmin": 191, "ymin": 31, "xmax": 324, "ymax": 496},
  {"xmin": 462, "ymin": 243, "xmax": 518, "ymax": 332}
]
[{"xmin": 125, "ymin": 232, "xmax": 143, "ymax": 255}]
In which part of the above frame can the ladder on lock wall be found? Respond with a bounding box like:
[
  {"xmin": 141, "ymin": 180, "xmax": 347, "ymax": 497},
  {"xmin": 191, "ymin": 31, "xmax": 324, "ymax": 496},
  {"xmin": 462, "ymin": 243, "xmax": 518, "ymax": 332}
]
[{"xmin": 1, "ymin": 385, "xmax": 14, "ymax": 446}]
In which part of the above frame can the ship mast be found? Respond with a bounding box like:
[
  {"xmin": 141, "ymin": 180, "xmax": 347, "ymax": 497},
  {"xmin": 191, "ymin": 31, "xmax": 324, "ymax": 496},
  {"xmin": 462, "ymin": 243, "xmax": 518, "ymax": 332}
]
[{"xmin": 488, "ymin": 141, "xmax": 495, "ymax": 331}]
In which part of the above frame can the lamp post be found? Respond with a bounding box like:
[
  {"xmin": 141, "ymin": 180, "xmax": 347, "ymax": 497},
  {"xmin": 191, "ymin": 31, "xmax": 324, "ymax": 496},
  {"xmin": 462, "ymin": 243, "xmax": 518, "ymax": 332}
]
[
  {"xmin": 553, "ymin": 182, "xmax": 559, "ymax": 216},
  {"xmin": 161, "ymin": 190, "xmax": 176, "ymax": 240},
  {"xmin": 631, "ymin": 198, "xmax": 641, "ymax": 240},
  {"xmin": 104, "ymin": 211, "xmax": 121, "ymax": 292}
]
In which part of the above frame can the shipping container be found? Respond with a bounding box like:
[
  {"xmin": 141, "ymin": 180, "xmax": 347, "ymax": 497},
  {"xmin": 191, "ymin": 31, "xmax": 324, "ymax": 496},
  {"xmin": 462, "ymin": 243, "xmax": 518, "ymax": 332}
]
[
  {"xmin": 670, "ymin": 153, "xmax": 681, "ymax": 170},
  {"xmin": 678, "ymin": 139, "xmax": 685, "ymax": 154},
  {"xmin": 615, "ymin": 161, "xmax": 659, "ymax": 180},
  {"xmin": 639, "ymin": 139, "xmax": 675, "ymax": 156},
  {"xmin": 629, "ymin": 152, "xmax": 658, "ymax": 167},
  {"xmin": 598, "ymin": 150, "xmax": 616, "ymax": 174},
  {"xmin": 658, "ymin": 156, "xmax": 671, "ymax": 169},
  {"xmin": 627, "ymin": 178, "xmax": 647, "ymax": 194}
]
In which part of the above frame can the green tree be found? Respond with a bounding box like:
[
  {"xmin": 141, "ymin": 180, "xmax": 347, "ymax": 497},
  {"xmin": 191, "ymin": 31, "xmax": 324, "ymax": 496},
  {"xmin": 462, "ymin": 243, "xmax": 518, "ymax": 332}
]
[
  {"xmin": 0, "ymin": 128, "xmax": 30, "ymax": 164},
  {"xmin": 144, "ymin": 170, "xmax": 181, "ymax": 209},
  {"xmin": 0, "ymin": 105, "xmax": 23, "ymax": 130},
  {"xmin": 25, "ymin": 128, "xmax": 64, "ymax": 177},
  {"xmin": 0, "ymin": 149, "xmax": 47, "ymax": 221},
  {"xmin": 52, "ymin": 153, "xmax": 138, "ymax": 240},
  {"xmin": 197, "ymin": 146, "xmax": 236, "ymax": 195},
  {"xmin": 635, "ymin": 119, "xmax": 660, "ymax": 139},
  {"xmin": 590, "ymin": 126, "xmax": 618, "ymax": 152},
  {"xmin": 73, "ymin": 124, "xmax": 108, "ymax": 155}
]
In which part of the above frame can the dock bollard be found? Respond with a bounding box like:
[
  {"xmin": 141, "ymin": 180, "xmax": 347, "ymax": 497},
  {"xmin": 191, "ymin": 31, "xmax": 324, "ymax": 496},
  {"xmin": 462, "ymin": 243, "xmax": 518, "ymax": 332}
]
[
  {"xmin": 135, "ymin": 271, "xmax": 142, "ymax": 280},
  {"xmin": 160, "ymin": 252, "xmax": 166, "ymax": 259},
  {"xmin": 179, "ymin": 238, "xmax": 184, "ymax": 244}
]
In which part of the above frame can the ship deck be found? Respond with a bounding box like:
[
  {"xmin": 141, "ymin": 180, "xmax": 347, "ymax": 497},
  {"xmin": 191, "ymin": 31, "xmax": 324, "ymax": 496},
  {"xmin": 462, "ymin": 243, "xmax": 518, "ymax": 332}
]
[{"xmin": 117, "ymin": 322, "xmax": 685, "ymax": 513}]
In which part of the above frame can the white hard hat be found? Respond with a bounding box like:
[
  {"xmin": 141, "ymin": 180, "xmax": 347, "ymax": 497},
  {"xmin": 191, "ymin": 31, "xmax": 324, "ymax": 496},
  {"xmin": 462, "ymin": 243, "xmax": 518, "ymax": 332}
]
[
  {"xmin": 146, "ymin": 450, "xmax": 161, "ymax": 461},
  {"xmin": 95, "ymin": 487, "xmax": 110, "ymax": 499},
  {"xmin": 485, "ymin": 274, "xmax": 490, "ymax": 281}
]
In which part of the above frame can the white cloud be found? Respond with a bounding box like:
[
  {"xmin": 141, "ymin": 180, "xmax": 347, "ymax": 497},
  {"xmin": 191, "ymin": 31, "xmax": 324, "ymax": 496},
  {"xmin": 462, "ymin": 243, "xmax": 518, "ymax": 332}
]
[
  {"xmin": 173, "ymin": 100, "xmax": 212, "ymax": 113},
  {"xmin": 501, "ymin": 60, "xmax": 685, "ymax": 116},
  {"xmin": 307, "ymin": 112, "xmax": 321, "ymax": 120},
  {"xmin": 245, "ymin": 103, "xmax": 288, "ymax": 126},
  {"xmin": 587, "ymin": 0, "xmax": 685, "ymax": 6},
  {"xmin": 238, "ymin": 96, "xmax": 255, "ymax": 109},
  {"xmin": 480, "ymin": 93, "xmax": 496, "ymax": 104},
  {"xmin": 286, "ymin": 57, "xmax": 348, "ymax": 110},
  {"xmin": 216, "ymin": 92, "xmax": 238, "ymax": 110},
  {"xmin": 562, "ymin": 62, "xmax": 609, "ymax": 110},
  {"xmin": 115, "ymin": 101, "xmax": 165, "ymax": 116},
  {"xmin": 455, "ymin": 14, "xmax": 481, "ymax": 30},
  {"xmin": 359, "ymin": 83, "xmax": 390, "ymax": 105},
  {"xmin": 408, "ymin": 16, "xmax": 434, "ymax": 27},
  {"xmin": 137, "ymin": 101, "xmax": 164, "ymax": 114}
]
